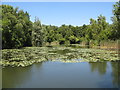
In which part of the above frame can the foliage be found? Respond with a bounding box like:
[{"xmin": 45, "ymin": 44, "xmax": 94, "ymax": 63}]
[
  {"xmin": 111, "ymin": 1, "xmax": 120, "ymax": 40},
  {"xmin": 1, "ymin": 2, "xmax": 120, "ymax": 49},
  {"xmin": 1, "ymin": 5, "xmax": 32, "ymax": 49},
  {"xmin": 59, "ymin": 38, "xmax": 66, "ymax": 45},
  {"xmin": 32, "ymin": 17, "xmax": 43, "ymax": 46}
]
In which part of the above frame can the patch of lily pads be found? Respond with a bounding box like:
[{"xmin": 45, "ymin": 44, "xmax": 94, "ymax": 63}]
[{"xmin": 1, "ymin": 46, "xmax": 119, "ymax": 67}]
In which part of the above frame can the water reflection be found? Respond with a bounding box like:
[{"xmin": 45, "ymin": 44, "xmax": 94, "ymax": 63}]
[
  {"xmin": 110, "ymin": 62, "xmax": 120, "ymax": 87},
  {"xmin": 89, "ymin": 62, "xmax": 120, "ymax": 88},
  {"xmin": 2, "ymin": 61, "xmax": 120, "ymax": 88},
  {"xmin": 89, "ymin": 62, "xmax": 107, "ymax": 75},
  {"xmin": 2, "ymin": 62, "xmax": 43, "ymax": 88},
  {"xmin": 48, "ymin": 49, "xmax": 77, "ymax": 55}
]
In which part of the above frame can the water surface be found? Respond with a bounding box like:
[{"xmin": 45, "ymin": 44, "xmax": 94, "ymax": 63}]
[{"xmin": 2, "ymin": 61, "xmax": 120, "ymax": 88}]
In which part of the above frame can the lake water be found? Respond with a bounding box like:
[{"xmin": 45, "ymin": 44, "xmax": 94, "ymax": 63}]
[{"xmin": 2, "ymin": 61, "xmax": 120, "ymax": 88}]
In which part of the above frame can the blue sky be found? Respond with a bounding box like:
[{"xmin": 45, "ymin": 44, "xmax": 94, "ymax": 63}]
[{"xmin": 2, "ymin": 2, "xmax": 115, "ymax": 26}]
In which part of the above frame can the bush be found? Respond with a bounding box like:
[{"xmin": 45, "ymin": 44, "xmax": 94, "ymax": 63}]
[
  {"xmin": 65, "ymin": 40, "xmax": 70, "ymax": 45},
  {"xmin": 59, "ymin": 38, "xmax": 66, "ymax": 45}
]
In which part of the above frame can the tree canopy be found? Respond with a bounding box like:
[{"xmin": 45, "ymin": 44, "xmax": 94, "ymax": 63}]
[
  {"xmin": 1, "ymin": 5, "xmax": 32, "ymax": 49},
  {"xmin": 1, "ymin": 2, "xmax": 120, "ymax": 49}
]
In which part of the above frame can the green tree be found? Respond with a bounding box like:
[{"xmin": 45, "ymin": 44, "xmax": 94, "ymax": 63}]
[
  {"xmin": 111, "ymin": 1, "xmax": 120, "ymax": 40},
  {"xmin": 1, "ymin": 5, "xmax": 32, "ymax": 49},
  {"xmin": 32, "ymin": 17, "xmax": 43, "ymax": 46}
]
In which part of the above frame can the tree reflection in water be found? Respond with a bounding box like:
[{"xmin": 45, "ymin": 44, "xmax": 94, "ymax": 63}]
[
  {"xmin": 111, "ymin": 62, "xmax": 120, "ymax": 87},
  {"xmin": 89, "ymin": 62, "xmax": 120, "ymax": 88},
  {"xmin": 89, "ymin": 62, "xmax": 107, "ymax": 75}
]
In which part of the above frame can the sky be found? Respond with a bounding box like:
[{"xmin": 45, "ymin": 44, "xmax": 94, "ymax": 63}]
[{"xmin": 2, "ymin": 2, "xmax": 116, "ymax": 26}]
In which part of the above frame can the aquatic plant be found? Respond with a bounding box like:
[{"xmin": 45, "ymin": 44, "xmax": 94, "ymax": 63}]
[{"xmin": 1, "ymin": 46, "xmax": 119, "ymax": 67}]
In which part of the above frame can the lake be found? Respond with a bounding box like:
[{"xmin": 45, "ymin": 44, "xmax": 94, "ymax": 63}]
[{"xmin": 2, "ymin": 61, "xmax": 120, "ymax": 88}]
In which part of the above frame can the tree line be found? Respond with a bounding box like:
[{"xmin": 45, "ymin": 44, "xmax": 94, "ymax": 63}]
[{"xmin": 1, "ymin": 2, "xmax": 120, "ymax": 49}]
